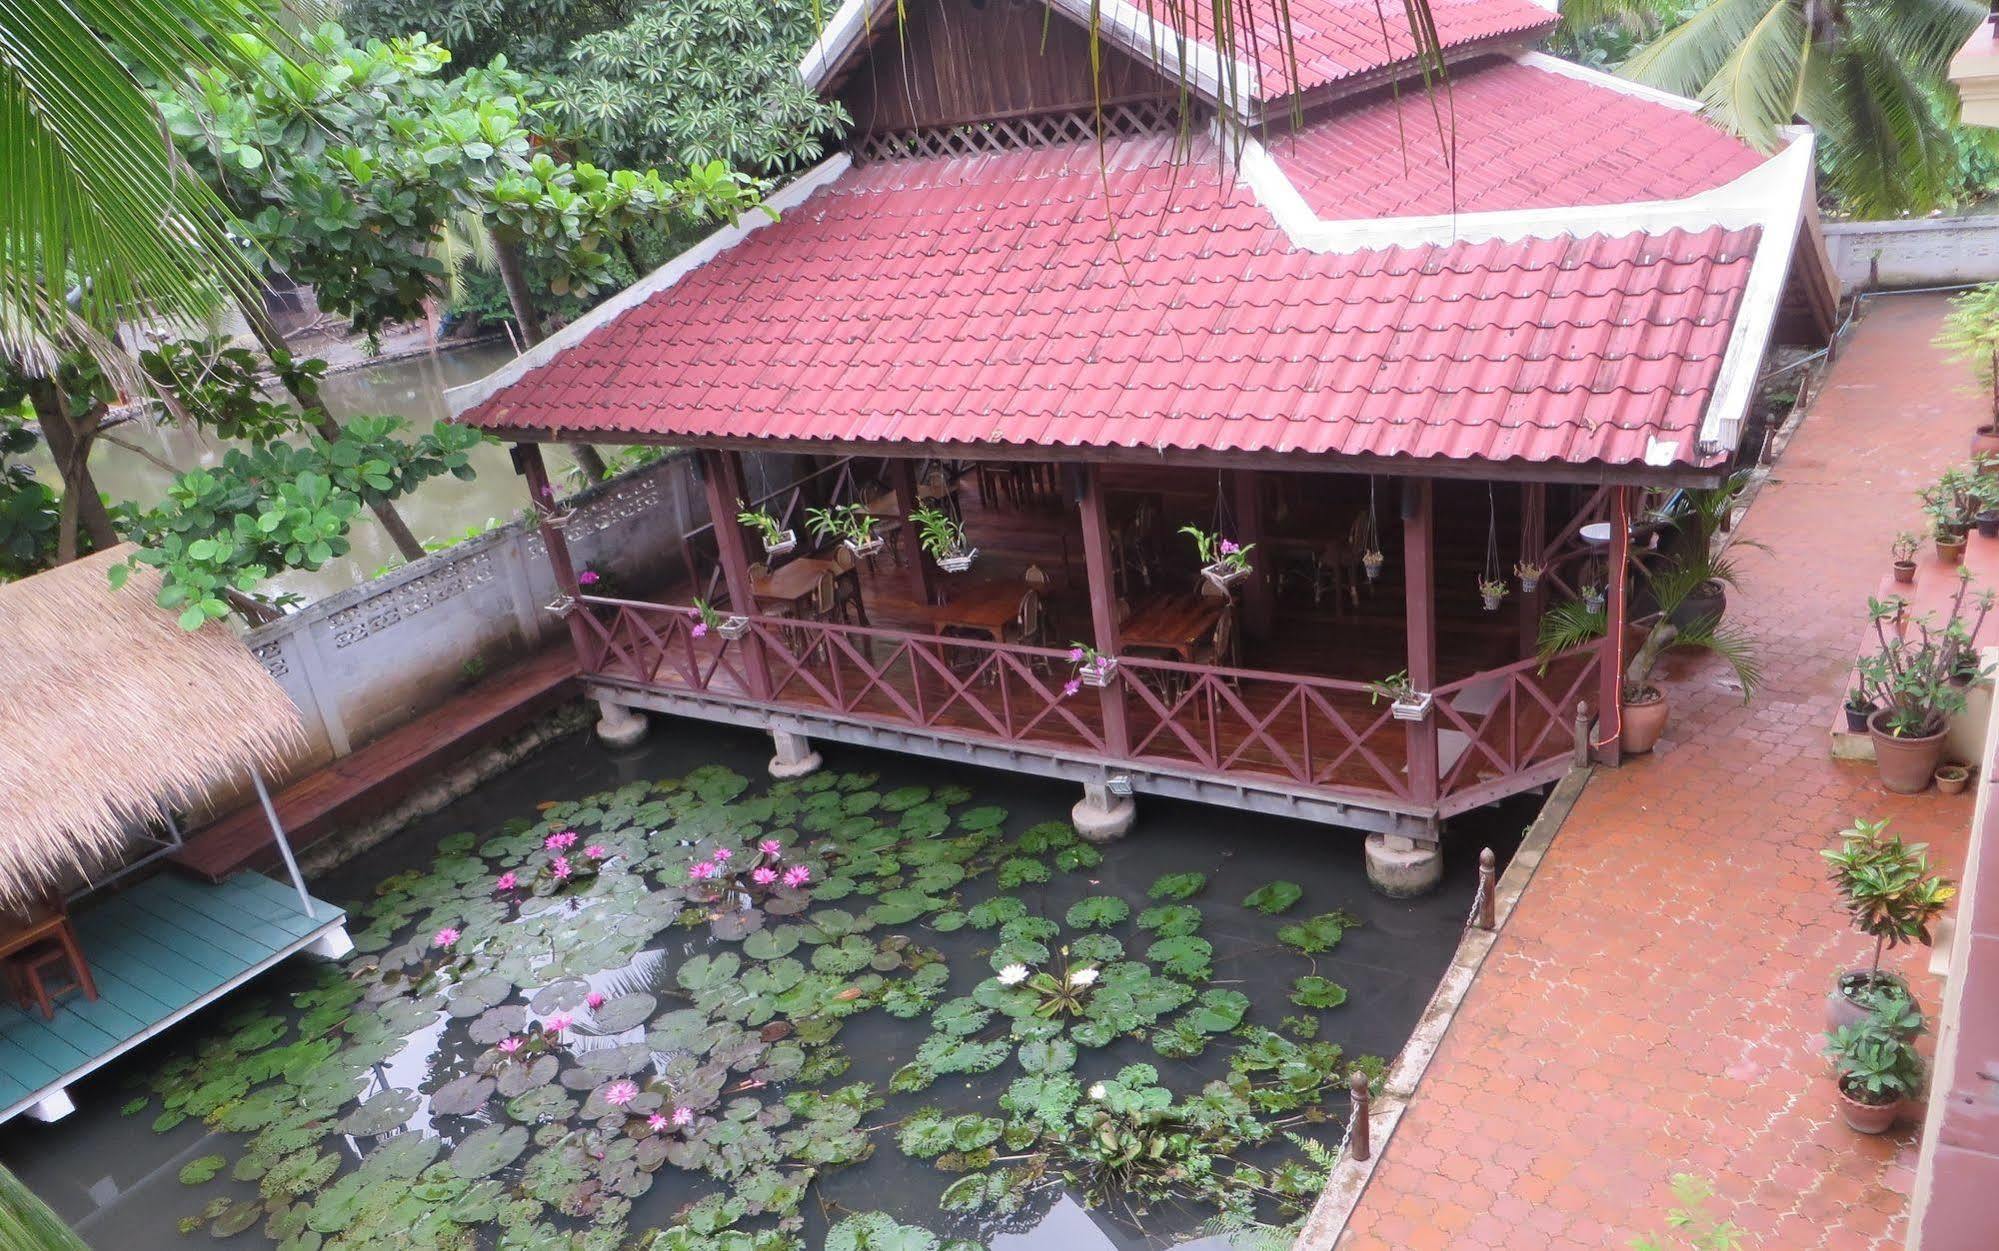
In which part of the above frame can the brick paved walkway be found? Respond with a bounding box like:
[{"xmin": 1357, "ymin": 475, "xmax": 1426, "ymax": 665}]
[{"xmin": 1337, "ymin": 293, "xmax": 1979, "ymax": 1251}]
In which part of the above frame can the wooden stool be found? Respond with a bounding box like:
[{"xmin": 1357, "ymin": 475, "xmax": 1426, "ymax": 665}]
[{"xmin": 9, "ymin": 939, "xmax": 91, "ymax": 1019}]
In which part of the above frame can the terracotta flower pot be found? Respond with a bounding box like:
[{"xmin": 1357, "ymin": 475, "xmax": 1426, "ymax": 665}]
[
  {"xmin": 1975, "ymin": 424, "xmax": 1999, "ymax": 460},
  {"xmin": 1836, "ymin": 1086, "xmax": 1902, "ymax": 1135},
  {"xmin": 1936, "ymin": 764, "xmax": 1971, "ymax": 795},
  {"xmin": 1892, "ymin": 560, "xmax": 1916, "ymax": 585},
  {"xmin": 1826, "ymin": 970, "xmax": 1908, "ymax": 1034},
  {"xmin": 1868, "ymin": 709, "xmax": 1947, "ymax": 794},
  {"xmin": 1938, "ymin": 536, "xmax": 1967, "ymax": 565},
  {"xmin": 1620, "ymin": 687, "xmax": 1669, "ymax": 754}
]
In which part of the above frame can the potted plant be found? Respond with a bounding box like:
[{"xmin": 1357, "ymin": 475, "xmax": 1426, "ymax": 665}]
[
  {"xmin": 1179, "ymin": 525, "xmax": 1252, "ymax": 591},
  {"xmin": 1362, "ymin": 549, "xmax": 1384, "ymax": 583},
  {"xmin": 1842, "ymin": 688, "xmax": 1876, "ymax": 734},
  {"xmin": 1067, "ymin": 643, "xmax": 1116, "ymax": 689},
  {"xmin": 1934, "ymin": 762, "xmax": 1971, "ymax": 795},
  {"xmin": 1936, "ymin": 523, "xmax": 1967, "ymax": 566},
  {"xmin": 911, "ymin": 504, "xmax": 977, "ymax": 573},
  {"xmin": 1538, "ymin": 484, "xmax": 1762, "ymax": 754},
  {"xmin": 1935, "ymin": 282, "xmax": 1999, "ymax": 458},
  {"xmin": 1580, "ymin": 583, "xmax": 1605, "ymax": 613},
  {"xmin": 1823, "ymin": 1009, "xmax": 1925, "ymax": 1135},
  {"xmin": 690, "ymin": 597, "xmax": 748, "ymax": 641},
  {"xmin": 737, "ymin": 505, "xmax": 795, "ymax": 557},
  {"xmin": 1891, "ymin": 531, "xmax": 1919, "ymax": 585},
  {"xmin": 1514, "ymin": 560, "xmax": 1542, "ymax": 593},
  {"xmin": 1921, "ymin": 469, "xmax": 1979, "ymax": 562},
  {"xmin": 1853, "ymin": 573, "xmax": 1994, "ymax": 792},
  {"xmin": 805, "ymin": 503, "xmax": 882, "ymax": 558},
  {"xmin": 1367, "ymin": 669, "xmax": 1433, "ymax": 722},
  {"xmin": 1477, "ymin": 577, "xmax": 1509, "ymax": 612},
  {"xmin": 1821, "ymin": 817, "xmax": 1957, "ymax": 1031}
]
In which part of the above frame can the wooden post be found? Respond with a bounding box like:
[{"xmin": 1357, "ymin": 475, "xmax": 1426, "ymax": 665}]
[
  {"xmin": 1077, "ymin": 464, "xmax": 1131, "ymax": 758},
  {"xmin": 514, "ymin": 442, "xmax": 594, "ymax": 665},
  {"xmin": 1348, "ymin": 1070, "xmax": 1372, "ymax": 1161},
  {"xmin": 702, "ymin": 449, "xmax": 772, "ymax": 700},
  {"xmin": 1228, "ymin": 469, "xmax": 1275, "ymax": 642},
  {"xmin": 1517, "ymin": 482, "xmax": 1546, "ymax": 658},
  {"xmin": 889, "ymin": 458, "xmax": 939, "ymax": 606},
  {"xmin": 1476, "ymin": 847, "xmax": 1497, "ymax": 930},
  {"xmin": 1402, "ymin": 478, "xmax": 1439, "ymax": 804},
  {"xmin": 1597, "ymin": 485, "xmax": 1633, "ymax": 766}
]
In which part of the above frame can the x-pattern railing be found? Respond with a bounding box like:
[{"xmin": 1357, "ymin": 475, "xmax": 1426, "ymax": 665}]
[{"xmin": 1432, "ymin": 643, "xmax": 1602, "ymax": 798}]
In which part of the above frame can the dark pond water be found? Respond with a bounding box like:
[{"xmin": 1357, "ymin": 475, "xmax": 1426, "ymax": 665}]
[{"xmin": 0, "ymin": 721, "xmax": 1534, "ymax": 1250}]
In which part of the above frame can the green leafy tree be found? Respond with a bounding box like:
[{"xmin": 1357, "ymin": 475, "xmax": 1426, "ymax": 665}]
[
  {"xmin": 1936, "ymin": 282, "xmax": 1999, "ymax": 423},
  {"xmin": 343, "ymin": 0, "xmax": 636, "ymax": 75}
]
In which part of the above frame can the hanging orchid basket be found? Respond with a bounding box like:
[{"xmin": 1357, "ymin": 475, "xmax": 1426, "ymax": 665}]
[
  {"xmin": 762, "ymin": 529, "xmax": 797, "ymax": 558},
  {"xmin": 1362, "ymin": 551, "xmax": 1384, "ymax": 583},
  {"xmin": 1390, "ymin": 691, "xmax": 1434, "ymax": 722},
  {"xmin": 1478, "ymin": 579, "xmax": 1509, "ymax": 613},
  {"xmin": 1514, "ymin": 562, "xmax": 1541, "ymax": 594},
  {"xmin": 1582, "ymin": 586, "xmax": 1606, "ymax": 614},
  {"xmin": 1202, "ymin": 562, "xmax": 1250, "ymax": 592},
  {"xmin": 845, "ymin": 535, "xmax": 885, "ymax": 559},
  {"xmin": 717, "ymin": 614, "xmax": 752, "ymax": 640},
  {"xmin": 1078, "ymin": 656, "xmax": 1118, "ymax": 688},
  {"xmin": 936, "ymin": 546, "xmax": 978, "ymax": 574}
]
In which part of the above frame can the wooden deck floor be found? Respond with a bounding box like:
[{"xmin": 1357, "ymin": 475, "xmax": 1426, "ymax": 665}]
[{"xmin": 0, "ymin": 873, "xmax": 346, "ymax": 1125}]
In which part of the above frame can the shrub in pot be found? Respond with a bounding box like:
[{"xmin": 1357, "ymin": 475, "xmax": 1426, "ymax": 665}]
[
  {"xmin": 1842, "ymin": 689, "xmax": 1875, "ymax": 733},
  {"xmin": 1935, "ymin": 762, "xmax": 1971, "ymax": 795},
  {"xmin": 1537, "ymin": 480, "xmax": 1761, "ymax": 755},
  {"xmin": 1821, "ymin": 817, "xmax": 1956, "ymax": 1032},
  {"xmin": 1823, "ymin": 1002, "xmax": 1926, "ymax": 1135},
  {"xmin": 1853, "ymin": 573, "xmax": 1994, "ymax": 792},
  {"xmin": 1890, "ymin": 531, "xmax": 1919, "ymax": 585}
]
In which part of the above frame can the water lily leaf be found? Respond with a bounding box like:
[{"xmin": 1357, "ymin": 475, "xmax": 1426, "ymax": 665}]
[
  {"xmin": 179, "ymin": 1155, "xmax": 226, "ymax": 1185},
  {"xmin": 1290, "ymin": 976, "xmax": 1349, "ymax": 1009},
  {"xmin": 1136, "ymin": 903, "xmax": 1202, "ymax": 936},
  {"xmin": 929, "ymin": 997, "xmax": 992, "ymax": 1037},
  {"xmin": 743, "ymin": 928, "xmax": 801, "ymax": 960},
  {"xmin": 999, "ymin": 915, "xmax": 1059, "ymax": 944},
  {"xmin": 468, "ymin": 1005, "xmax": 527, "ymax": 1045},
  {"xmin": 888, "ymin": 1062, "xmax": 936, "ymax": 1093},
  {"xmin": 710, "ymin": 908, "xmax": 767, "ymax": 941},
  {"xmin": 210, "ymin": 1199, "xmax": 262, "ymax": 1237},
  {"xmin": 1064, "ymin": 896, "xmax": 1130, "ymax": 929},
  {"xmin": 928, "ymin": 911, "xmax": 967, "ymax": 933},
  {"xmin": 495, "ymin": 1054, "xmax": 559, "ymax": 1098},
  {"xmin": 1016, "ymin": 1037, "xmax": 1077, "ymax": 1074},
  {"xmin": 811, "ymin": 935, "xmax": 875, "ymax": 976},
  {"xmin": 1188, "ymin": 988, "xmax": 1250, "ymax": 1033},
  {"xmin": 505, "ymin": 1084, "xmax": 576, "ymax": 1123},
  {"xmin": 1147, "ymin": 872, "xmax": 1207, "ymax": 900},
  {"xmin": 965, "ymin": 897, "xmax": 1026, "ymax": 929},
  {"xmin": 590, "ymin": 992, "xmax": 657, "ymax": 1034},
  {"xmin": 450, "ymin": 1123, "xmax": 528, "ymax": 1179},
  {"xmin": 1069, "ymin": 933, "xmax": 1124, "ymax": 964},
  {"xmin": 338, "ymin": 1088, "xmax": 419, "ymax": 1137},
  {"xmin": 1055, "ymin": 844, "xmax": 1102, "ymax": 872},
  {"xmin": 995, "ymin": 858, "xmax": 1048, "ymax": 888},
  {"xmin": 446, "ymin": 974, "xmax": 512, "ymax": 1019},
  {"xmin": 1146, "ymin": 935, "xmax": 1214, "ymax": 981},
  {"xmin": 1242, "ymin": 880, "xmax": 1303, "ymax": 914},
  {"xmin": 1276, "ymin": 910, "xmax": 1359, "ymax": 954},
  {"xmin": 676, "ymin": 952, "xmax": 741, "ymax": 992},
  {"xmin": 957, "ymin": 805, "xmax": 1007, "ymax": 831},
  {"xmin": 529, "ymin": 978, "xmax": 592, "ymax": 1014},
  {"xmin": 828, "ymin": 1212, "xmax": 942, "ymax": 1251},
  {"xmin": 804, "ymin": 909, "xmax": 861, "ymax": 940},
  {"xmin": 914, "ymin": 1035, "xmax": 1009, "ymax": 1075},
  {"xmin": 881, "ymin": 786, "xmax": 931, "ymax": 812},
  {"xmin": 429, "ymin": 1074, "xmax": 495, "ymax": 1116}
]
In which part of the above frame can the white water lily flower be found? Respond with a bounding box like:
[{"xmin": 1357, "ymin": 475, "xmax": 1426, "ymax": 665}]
[
  {"xmin": 1088, "ymin": 1082, "xmax": 1107, "ymax": 1100},
  {"xmin": 996, "ymin": 964, "xmax": 1029, "ymax": 986},
  {"xmin": 1067, "ymin": 967, "xmax": 1099, "ymax": 988}
]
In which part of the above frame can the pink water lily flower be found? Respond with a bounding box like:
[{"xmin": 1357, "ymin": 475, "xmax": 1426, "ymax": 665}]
[
  {"xmin": 648, "ymin": 1113, "xmax": 668, "ymax": 1132},
  {"xmin": 782, "ymin": 865, "xmax": 811, "ymax": 889},
  {"xmin": 603, "ymin": 1080, "xmax": 639, "ymax": 1107},
  {"xmin": 494, "ymin": 871, "xmax": 518, "ymax": 892},
  {"xmin": 751, "ymin": 867, "xmax": 777, "ymax": 886},
  {"xmin": 551, "ymin": 855, "xmax": 572, "ymax": 880},
  {"xmin": 498, "ymin": 1037, "xmax": 522, "ymax": 1055},
  {"xmin": 545, "ymin": 830, "xmax": 578, "ymax": 850},
  {"xmin": 432, "ymin": 927, "xmax": 460, "ymax": 949},
  {"xmin": 672, "ymin": 1106, "xmax": 693, "ymax": 1127},
  {"xmin": 585, "ymin": 845, "xmax": 608, "ymax": 859},
  {"xmin": 712, "ymin": 847, "xmax": 732, "ymax": 862},
  {"xmin": 758, "ymin": 839, "xmax": 782, "ymax": 856},
  {"xmin": 545, "ymin": 1013, "xmax": 572, "ymax": 1034},
  {"xmin": 688, "ymin": 860, "xmax": 717, "ymax": 881},
  {"xmin": 586, "ymin": 991, "xmax": 606, "ymax": 1010}
]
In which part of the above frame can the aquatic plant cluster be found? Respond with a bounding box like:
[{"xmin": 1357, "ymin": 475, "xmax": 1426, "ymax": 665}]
[{"xmin": 125, "ymin": 766, "xmax": 1378, "ymax": 1250}]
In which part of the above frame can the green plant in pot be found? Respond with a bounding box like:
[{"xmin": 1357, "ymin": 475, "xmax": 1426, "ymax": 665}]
[
  {"xmin": 910, "ymin": 503, "xmax": 975, "ymax": 572},
  {"xmin": 1821, "ymin": 817, "xmax": 1956, "ymax": 1032},
  {"xmin": 1853, "ymin": 574, "xmax": 1993, "ymax": 792},
  {"xmin": 1537, "ymin": 485, "xmax": 1761, "ymax": 754},
  {"xmin": 1891, "ymin": 530, "xmax": 1919, "ymax": 585},
  {"xmin": 1823, "ymin": 999, "xmax": 1926, "ymax": 1136},
  {"xmin": 804, "ymin": 502, "xmax": 881, "ymax": 556},
  {"xmin": 1920, "ymin": 468, "xmax": 1979, "ymax": 562},
  {"xmin": 736, "ymin": 504, "xmax": 794, "ymax": 556}
]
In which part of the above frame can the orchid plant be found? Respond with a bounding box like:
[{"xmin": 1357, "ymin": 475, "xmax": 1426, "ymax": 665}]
[
  {"xmin": 735, "ymin": 505, "xmax": 789, "ymax": 548},
  {"xmin": 689, "ymin": 597, "xmax": 724, "ymax": 638},
  {"xmin": 1179, "ymin": 524, "xmax": 1252, "ymax": 574}
]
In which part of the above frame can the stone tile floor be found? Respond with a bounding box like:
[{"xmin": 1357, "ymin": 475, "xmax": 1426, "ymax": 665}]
[{"xmin": 1337, "ymin": 293, "xmax": 1980, "ymax": 1251}]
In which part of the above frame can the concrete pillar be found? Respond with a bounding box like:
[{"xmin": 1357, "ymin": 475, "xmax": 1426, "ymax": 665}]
[
  {"xmin": 768, "ymin": 728, "xmax": 823, "ymax": 779},
  {"xmin": 1365, "ymin": 831, "xmax": 1442, "ymax": 897},
  {"xmin": 595, "ymin": 697, "xmax": 649, "ymax": 748},
  {"xmin": 1071, "ymin": 781, "xmax": 1135, "ymax": 844}
]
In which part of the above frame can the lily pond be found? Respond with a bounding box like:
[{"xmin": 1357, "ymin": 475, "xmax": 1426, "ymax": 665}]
[{"xmin": 2, "ymin": 723, "xmax": 1527, "ymax": 1251}]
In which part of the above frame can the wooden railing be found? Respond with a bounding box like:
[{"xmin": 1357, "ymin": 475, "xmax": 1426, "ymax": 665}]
[
  {"xmin": 574, "ymin": 596, "xmax": 1601, "ymax": 814},
  {"xmin": 1432, "ymin": 643, "xmax": 1603, "ymax": 804}
]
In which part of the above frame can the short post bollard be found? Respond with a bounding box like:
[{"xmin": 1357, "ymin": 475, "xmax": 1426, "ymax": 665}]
[
  {"xmin": 1476, "ymin": 847, "xmax": 1497, "ymax": 931},
  {"xmin": 1348, "ymin": 1070, "xmax": 1371, "ymax": 1162}
]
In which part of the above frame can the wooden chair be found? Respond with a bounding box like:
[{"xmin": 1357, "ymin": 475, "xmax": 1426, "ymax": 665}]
[
  {"xmin": 830, "ymin": 546, "xmax": 868, "ymax": 626},
  {"xmin": 748, "ymin": 561, "xmax": 770, "ymax": 582},
  {"xmin": 1, "ymin": 900, "xmax": 97, "ymax": 1020}
]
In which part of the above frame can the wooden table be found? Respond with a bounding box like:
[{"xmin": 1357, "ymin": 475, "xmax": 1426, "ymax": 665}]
[
  {"xmin": 1121, "ymin": 594, "xmax": 1224, "ymax": 662},
  {"xmin": 751, "ymin": 558, "xmax": 838, "ymax": 615},
  {"xmin": 931, "ymin": 580, "xmax": 1031, "ymax": 642}
]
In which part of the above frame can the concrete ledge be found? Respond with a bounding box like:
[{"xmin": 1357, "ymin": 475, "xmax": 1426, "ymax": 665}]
[{"xmin": 1292, "ymin": 768, "xmax": 1591, "ymax": 1250}]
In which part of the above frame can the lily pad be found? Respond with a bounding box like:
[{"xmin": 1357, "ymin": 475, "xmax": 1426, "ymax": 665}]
[
  {"xmin": 450, "ymin": 1123, "xmax": 529, "ymax": 1179},
  {"xmin": 179, "ymin": 1154, "xmax": 226, "ymax": 1185},
  {"xmin": 1242, "ymin": 880, "xmax": 1303, "ymax": 914},
  {"xmin": 590, "ymin": 992, "xmax": 657, "ymax": 1033},
  {"xmin": 429, "ymin": 1074, "xmax": 495, "ymax": 1117},
  {"xmin": 1290, "ymin": 976, "xmax": 1349, "ymax": 1009},
  {"xmin": 1147, "ymin": 871, "xmax": 1207, "ymax": 900},
  {"xmin": 1064, "ymin": 896, "xmax": 1130, "ymax": 929},
  {"xmin": 529, "ymin": 978, "xmax": 592, "ymax": 1014},
  {"xmin": 337, "ymin": 1088, "xmax": 419, "ymax": 1137},
  {"xmin": 468, "ymin": 1004, "xmax": 528, "ymax": 1045}
]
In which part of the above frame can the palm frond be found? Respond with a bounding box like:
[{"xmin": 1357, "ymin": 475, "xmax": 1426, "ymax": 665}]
[
  {"xmin": 1537, "ymin": 598, "xmax": 1608, "ymax": 666},
  {"xmin": 1697, "ymin": 0, "xmax": 1805, "ymax": 149},
  {"xmin": 1621, "ymin": 0, "xmax": 1783, "ymax": 98},
  {"xmin": 1672, "ymin": 613, "xmax": 1764, "ymax": 700}
]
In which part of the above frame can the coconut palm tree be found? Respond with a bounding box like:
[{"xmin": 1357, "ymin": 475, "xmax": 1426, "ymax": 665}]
[{"xmin": 1576, "ymin": 0, "xmax": 1986, "ymax": 217}]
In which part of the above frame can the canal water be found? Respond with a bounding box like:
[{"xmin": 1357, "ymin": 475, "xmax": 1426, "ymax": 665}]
[
  {"xmin": 0, "ymin": 718, "xmax": 1536, "ymax": 1250},
  {"xmin": 29, "ymin": 341, "xmax": 579, "ymax": 604}
]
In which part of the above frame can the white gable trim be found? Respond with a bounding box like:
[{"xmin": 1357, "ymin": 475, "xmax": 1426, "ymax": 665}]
[
  {"xmin": 445, "ymin": 155, "xmax": 852, "ymax": 420},
  {"xmin": 797, "ymin": 0, "xmax": 1261, "ymax": 114},
  {"xmin": 1511, "ymin": 50, "xmax": 1703, "ymax": 113}
]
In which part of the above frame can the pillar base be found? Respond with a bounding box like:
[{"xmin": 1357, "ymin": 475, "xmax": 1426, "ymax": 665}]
[
  {"xmin": 595, "ymin": 698, "xmax": 649, "ymax": 748},
  {"xmin": 768, "ymin": 729, "xmax": 823, "ymax": 779},
  {"xmin": 1365, "ymin": 832, "xmax": 1442, "ymax": 898},
  {"xmin": 1071, "ymin": 783, "xmax": 1135, "ymax": 843}
]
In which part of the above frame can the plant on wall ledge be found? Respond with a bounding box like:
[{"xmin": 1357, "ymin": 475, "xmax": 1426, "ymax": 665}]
[{"xmin": 1853, "ymin": 573, "xmax": 1993, "ymax": 791}]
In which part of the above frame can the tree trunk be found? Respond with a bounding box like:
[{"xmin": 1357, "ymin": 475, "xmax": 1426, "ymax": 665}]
[
  {"xmin": 239, "ymin": 309, "xmax": 429, "ymax": 562},
  {"xmin": 490, "ymin": 229, "xmax": 609, "ymax": 482},
  {"xmin": 1623, "ymin": 620, "xmax": 1679, "ymax": 696},
  {"xmin": 618, "ymin": 231, "xmax": 647, "ymax": 278},
  {"xmin": 27, "ymin": 378, "xmax": 119, "ymax": 563}
]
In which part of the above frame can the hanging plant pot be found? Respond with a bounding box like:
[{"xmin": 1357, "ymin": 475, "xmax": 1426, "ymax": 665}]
[
  {"xmin": 1518, "ymin": 572, "xmax": 1539, "ymax": 593},
  {"xmin": 1078, "ymin": 656, "xmax": 1118, "ymax": 688},
  {"xmin": 762, "ymin": 529, "xmax": 797, "ymax": 558},
  {"xmin": 1583, "ymin": 588, "xmax": 1606, "ymax": 613},
  {"xmin": 936, "ymin": 547, "xmax": 978, "ymax": 574},
  {"xmin": 1480, "ymin": 590, "xmax": 1504, "ymax": 612},
  {"xmin": 717, "ymin": 615, "xmax": 752, "ymax": 641},
  {"xmin": 1362, "ymin": 552, "xmax": 1384, "ymax": 583},
  {"xmin": 1389, "ymin": 691, "xmax": 1433, "ymax": 722},
  {"xmin": 845, "ymin": 535, "xmax": 885, "ymax": 559},
  {"xmin": 1202, "ymin": 562, "xmax": 1250, "ymax": 592}
]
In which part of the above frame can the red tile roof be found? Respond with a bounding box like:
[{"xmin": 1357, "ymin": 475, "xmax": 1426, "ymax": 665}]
[
  {"xmin": 459, "ymin": 132, "xmax": 1762, "ymax": 471},
  {"xmin": 1129, "ymin": 0, "xmax": 1559, "ymax": 101},
  {"xmin": 1269, "ymin": 58, "xmax": 1766, "ymax": 217}
]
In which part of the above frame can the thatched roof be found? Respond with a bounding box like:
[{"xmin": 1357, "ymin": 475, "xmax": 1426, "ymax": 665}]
[{"xmin": 0, "ymin": 546, "xmax": 304, "ymax": 907}]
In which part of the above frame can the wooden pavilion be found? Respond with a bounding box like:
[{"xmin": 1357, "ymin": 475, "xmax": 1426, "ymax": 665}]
[
  {"xmin": 449, "ymin": 0, "xmax": 1838, "ymax": 887},
  {"xmin": 0, "ymin": 548, "xmax": 348, "ymax": 1125}
]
